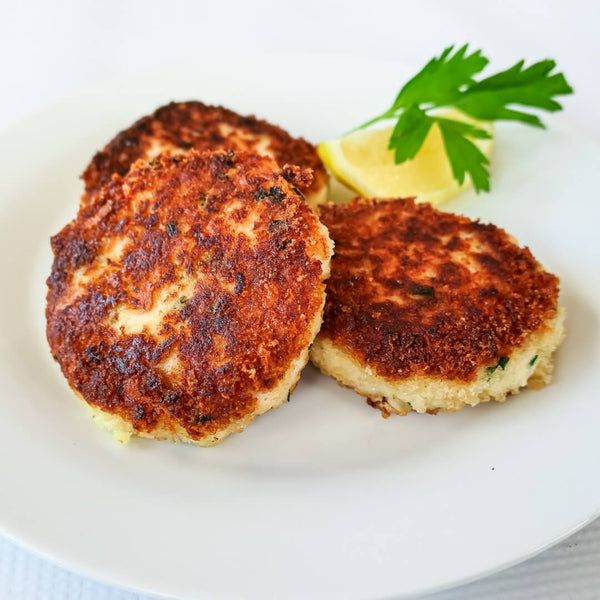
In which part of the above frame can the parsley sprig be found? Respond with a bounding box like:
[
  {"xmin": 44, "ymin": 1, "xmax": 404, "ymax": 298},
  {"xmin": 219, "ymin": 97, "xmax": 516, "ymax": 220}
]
[{"xmin": 356, "ymin": 45, "xmax": 573, "ymax": 192}]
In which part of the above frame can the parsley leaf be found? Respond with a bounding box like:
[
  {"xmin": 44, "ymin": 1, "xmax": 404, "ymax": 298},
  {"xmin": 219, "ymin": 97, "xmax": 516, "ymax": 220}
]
[
  {"xmin": 355, "ymin": 45, "xmax": 573, "ymax": 192},
  {"xmin": 455, "ymin": 59, "xmax": 572, "ymax": 127},
  {"xmin": 437, "ymin": 119, "xmax": 491, "ymax": 192},
  {"xmin": 388, "ymin": 106, "xmax": 434, "ymax": 163},
  {"xmin": 394, "ymin": 44, "xmax": 488, "ymax": 109}
]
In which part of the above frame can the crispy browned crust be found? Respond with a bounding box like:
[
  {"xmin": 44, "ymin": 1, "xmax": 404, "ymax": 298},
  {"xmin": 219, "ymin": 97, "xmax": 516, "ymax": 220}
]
[
  {"xmin": 47, "ymin": 150, "xmax": 330, "ymax": 441},
  {"xmin": 318, "ymin": 198, "xmax": 560, "ymax": 382},
  {"xmin": 82, "ymin": 101, "xmax": 326, "ymax": 205}
]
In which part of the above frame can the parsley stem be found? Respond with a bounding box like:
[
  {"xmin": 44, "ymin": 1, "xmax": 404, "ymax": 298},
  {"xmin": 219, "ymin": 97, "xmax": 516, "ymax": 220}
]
[{"xmin": 349, "ymin": 108, "xmax": 398, "ymax": 134}]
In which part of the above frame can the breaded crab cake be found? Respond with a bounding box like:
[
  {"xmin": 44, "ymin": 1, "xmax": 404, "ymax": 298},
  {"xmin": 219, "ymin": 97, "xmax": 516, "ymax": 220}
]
[
  {"xmin": 82, "ymin": 101, "xmax": 328, "ymax": 209},
  {"xmin": 311, "ymin": 198, "xmax": 565, "ymax": 416},
  {"xmin": 47, "ymin": 150, "xmax": 332, "ymax": 445}
]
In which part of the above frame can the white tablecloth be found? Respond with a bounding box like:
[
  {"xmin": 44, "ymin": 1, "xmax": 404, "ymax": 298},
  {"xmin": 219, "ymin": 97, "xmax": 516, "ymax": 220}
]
[{"xmin": 1, "ymin": 1, "xmax": 598, "ymax": 598}]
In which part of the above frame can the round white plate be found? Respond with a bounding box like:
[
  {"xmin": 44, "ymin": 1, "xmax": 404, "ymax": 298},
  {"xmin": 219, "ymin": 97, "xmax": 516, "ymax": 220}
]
[{"xmin": 0, "ymin": 55, "xmax": 599, "ymax": 600}]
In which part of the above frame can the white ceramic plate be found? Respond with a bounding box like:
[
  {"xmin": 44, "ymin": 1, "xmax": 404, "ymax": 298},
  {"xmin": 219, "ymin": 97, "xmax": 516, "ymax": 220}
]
[{"xmin": 1, "ymin": 55, "xmax": 599, "ymax": 600}]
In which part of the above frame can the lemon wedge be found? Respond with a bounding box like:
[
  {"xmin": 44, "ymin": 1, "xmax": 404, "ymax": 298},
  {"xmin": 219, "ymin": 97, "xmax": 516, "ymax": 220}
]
[{"xmin": 318, "ymin": 110, "xmax": 493, "ymax": 205}]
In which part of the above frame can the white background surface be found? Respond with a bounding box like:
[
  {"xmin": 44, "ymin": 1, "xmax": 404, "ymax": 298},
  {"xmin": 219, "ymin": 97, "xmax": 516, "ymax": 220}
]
[{"xmin": 1, "ymin": 1, "xmax": 599, "ymax": 598}]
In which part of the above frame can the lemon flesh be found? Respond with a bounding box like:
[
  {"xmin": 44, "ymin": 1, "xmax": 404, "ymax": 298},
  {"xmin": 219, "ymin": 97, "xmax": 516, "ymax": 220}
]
[{"xmin": 318, "ymin": 110, "xmax": 493, "ymax": 206}]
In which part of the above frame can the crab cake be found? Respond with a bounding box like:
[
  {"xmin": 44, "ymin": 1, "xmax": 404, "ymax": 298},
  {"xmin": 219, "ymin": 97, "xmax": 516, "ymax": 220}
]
[
  {"xmin": 47, "ymin": 150, "xmax": 332, "ymax": 445},
  {"xmin": 82, "ymin": 101, "xmax": 328, "ymax": 209},
  {"xmin": 311, "ymin": 198, "xmax": 565, "ymax": 416}
]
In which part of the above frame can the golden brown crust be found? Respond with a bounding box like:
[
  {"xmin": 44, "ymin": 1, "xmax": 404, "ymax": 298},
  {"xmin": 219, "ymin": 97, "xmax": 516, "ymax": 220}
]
[
  {"xmin": 82, "ymin": 101, "xmax": 326, "ymax": 205},
  {"xmin": 318, "ymin": 198, "xmax": 560, "ymax": 382},
  {"xmin": 47, "ymin": 150, "xmax": 330, "ymax": 441}
]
